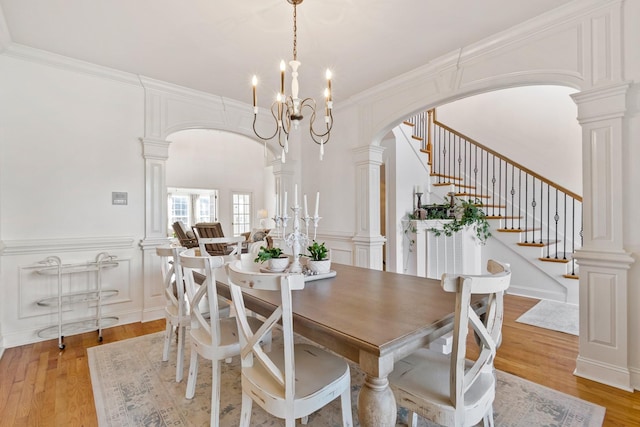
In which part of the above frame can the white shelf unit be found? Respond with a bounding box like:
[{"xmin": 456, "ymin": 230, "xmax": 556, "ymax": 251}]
[{"xmin": 34, "ymin": 252, "xmax": 119, "ymax": 349}]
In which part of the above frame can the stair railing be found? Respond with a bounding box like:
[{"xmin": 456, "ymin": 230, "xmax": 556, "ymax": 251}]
[{"xmin": 405, "ymin": 109, "xmax": 582, "ymax": 274}]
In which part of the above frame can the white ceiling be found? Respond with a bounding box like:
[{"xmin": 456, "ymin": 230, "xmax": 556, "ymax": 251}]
[{"xmin": 0, "ymin": 0, "xmax": 574, "ymax": 106}]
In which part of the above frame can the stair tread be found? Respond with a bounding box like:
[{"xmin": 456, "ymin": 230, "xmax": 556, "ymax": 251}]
[
  {"xmin": 455, "ymin": 192, "xmax": 490, "ymax": 199},
  {"xmin": 403, "ymin": 121, "xmax": 415, "ymax": 127},
  {"xmin": 563, "ymin": 274, "xmax": 579, "ymax": 280},
  {"xmin": 411, "ymin": 135, "xmax": 423, "ymax": 141},
  {"xmin": 539, "ymin": 256, "xmax": 571, "ymax": 263},
  {"xmin": 430, "ymin": 173, "xmax": 463, "ymax": 181},
  {"xmin": 486, "ymin": 215, "xmax": 522, "ymax": 220},
  {"xmin": 498, "ymin": 227, "xmax": 541, "ymax": 232}
]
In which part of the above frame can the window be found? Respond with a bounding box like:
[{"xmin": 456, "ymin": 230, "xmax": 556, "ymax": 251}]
[
  {"xmin": 167, "ymin": 188, "xmax": 218, "ymax": 235},
  {"xmin": 232, "ymin": 192, "xmax": 251, "ymax": 236}
]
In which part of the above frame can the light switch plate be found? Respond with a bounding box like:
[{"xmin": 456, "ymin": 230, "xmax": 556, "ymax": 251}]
[{"xmin": 112, "ymin": 192, "xmax": 128, "ymax": 205}]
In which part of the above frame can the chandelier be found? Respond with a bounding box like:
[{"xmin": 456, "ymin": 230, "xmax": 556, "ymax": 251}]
[{"xmin": 251, "ymin": 0, "xmax": 333, "ymax": 163}]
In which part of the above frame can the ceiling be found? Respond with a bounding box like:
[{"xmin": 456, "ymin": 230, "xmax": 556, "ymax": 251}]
[{"xmin": 0, "ymin": 0, "xmax": 574, "ymax": 106}]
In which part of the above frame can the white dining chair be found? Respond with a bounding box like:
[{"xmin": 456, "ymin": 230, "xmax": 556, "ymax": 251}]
[
  {"xmin": 180, "ymin": 251, "xmax": 270, "ymax": 427},
  {"xmin": 226, "ymin": 260, "xmax": 353, "ymax": 427},
  {"xmin": 156, "ymin": 245, "xmax": 189, "ymax": 382},
  {"xmin": 388, "ymin": 259, "xmax": 511, "ymax": 427}
]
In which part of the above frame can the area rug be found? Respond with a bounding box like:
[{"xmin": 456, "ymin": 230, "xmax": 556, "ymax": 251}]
[
  {"xmin": 88, "ymin": 331, "xmax": 604, "ymax": 427},
  {"xmin": 516, "ymin": 299, "xmax": 579, "ymax": 336}
]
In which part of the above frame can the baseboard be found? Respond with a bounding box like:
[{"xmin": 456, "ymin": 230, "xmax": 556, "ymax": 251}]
[
  {"xmin": 506, "ymin": 285, "xmax": 566, "ymax": 303},
  {"xmin": 574, "ymin": 355, "xmax": 634, "ymax": 392},
  {"xmin": 1, "ymin": 309, "xmax": 144, "ymax": 349}
]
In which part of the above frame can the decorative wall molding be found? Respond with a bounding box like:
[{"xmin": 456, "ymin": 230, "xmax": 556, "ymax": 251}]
[
  {"xmin": 0, "ymin": 236, "xmax": 135, "ymax": 255},
  {"xmin": 0, "ymin": 4, "xmax": 11, "ymax": 53},
  {"xmin": 3, "ymin": 43, "xmax": 141, "ymax": 87}
]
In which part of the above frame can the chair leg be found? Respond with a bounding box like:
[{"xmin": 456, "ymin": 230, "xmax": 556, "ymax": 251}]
[
  {"xmin": 483, "ymin": 405, "xmax": 495, "ymax": 427},
  {"xmin": 175, "ymin": 325, "xmax": 185, "ymax": 382},
  {"xmin": 340, "ymin": 387, "xmax": 353, "ymax": 426},
  {"xmin": 162, "ymin": 321, "xmax": 172, "ymax": 361},
  {"xmin": 239, "ymin": 391, "xmax": 253, "ymax": 427},
  {"xmin": 185, "ymin": 349, "xmax": 199, "ymax": 399},
  {"xmin": 210, "ymin": 360, "xmax": 221, "ymax": 427}
]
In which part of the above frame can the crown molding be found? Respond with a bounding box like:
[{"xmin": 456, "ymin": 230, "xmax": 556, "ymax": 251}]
[
  {"xmin": 3, "ymin": 43, "xmax": 142, "ymax": 87},
  {"xmin": 0, "ymin": 4, "xmax": 11, "ymax": 53}
]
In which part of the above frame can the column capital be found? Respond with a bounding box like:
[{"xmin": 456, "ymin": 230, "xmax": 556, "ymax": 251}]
[{"xmin": 139, "ymin": 137, "xmax": 170, "ymax": 160}]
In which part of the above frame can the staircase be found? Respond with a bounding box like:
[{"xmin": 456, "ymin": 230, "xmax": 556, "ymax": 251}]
[{"xmin": 401, "ymin": 110, "xmax": 582, "ymax": 304}]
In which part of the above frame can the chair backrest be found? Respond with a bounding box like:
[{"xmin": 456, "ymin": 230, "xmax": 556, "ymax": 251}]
[
  {"xmin": 226, "ymin": 260, "xmax": 306, "ymax": 402},
  {"xmin": 156, "ymin": 245, "xmax": 188, "ymax": 317},
  {"xmin": 193, "ymin": 227, "xmax": 244, "ymax": 259},
  {"xmin": 193, "ymin": 222, "xmax": 228, "ymax": 255},
  {"xmin": 440, "ymin": 259, "xmax": 511, "ymax": 410},
  {"xmin": 172, "ymin": 221, "xmax": 199, "ymax": 248},
  {"xmin": 179, "ymin": 251, "xmax": 227, "ymax": 342}
]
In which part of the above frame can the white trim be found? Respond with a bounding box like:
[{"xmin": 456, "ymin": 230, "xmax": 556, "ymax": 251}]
[
  {"xmin": 0, "ymin": 236, "xmax": 135, "ymax": 255},
  {"xmin": 0, "ymin": 3, "xmax": 11, "ymax": 52},
  {"xmin": 3, "ymin": 43, "xmax": 141, "ymax": 87}
]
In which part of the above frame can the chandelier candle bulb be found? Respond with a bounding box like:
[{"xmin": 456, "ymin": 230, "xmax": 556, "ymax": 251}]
[
  {"xmin": 280, "ymin": 60, "xmax": 285, "ymax": 94},
  {"xmin": 326, "ymin": 69, "xmax": 332, "ymax": 102},
  {"xmin": 252, "ymin": 75, "xmax": 257, "ymax": 107}
]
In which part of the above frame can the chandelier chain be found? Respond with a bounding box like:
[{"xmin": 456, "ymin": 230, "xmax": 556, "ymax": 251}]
[{"xmin": 292, "ymin": 2, "xmax": 298, "ymax": 61}]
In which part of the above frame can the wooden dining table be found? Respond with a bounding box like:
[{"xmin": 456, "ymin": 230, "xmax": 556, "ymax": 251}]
[{"xmin": 216, "ymin": 261, "xmax": 482, "ymax": 427}]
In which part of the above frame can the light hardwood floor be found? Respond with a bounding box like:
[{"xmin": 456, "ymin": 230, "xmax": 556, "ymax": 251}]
[{"xmin": 0, "ymin": 295, "xmax": 638, "ymax": 426}]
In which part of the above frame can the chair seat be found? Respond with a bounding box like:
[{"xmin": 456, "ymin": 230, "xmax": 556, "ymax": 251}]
[
  {"xmin": 242, "ymin": 343, "xmax": 351, "ymax": 420},
  {"xmin": 165, "ymin": 304, "xmax": 190, "ymax": 325},
  {"xmin": 190, "ymin": 316, "xmax": 265, "ymax": 357},
  {"xmin": 389, "ymin": 348, "xmax": 496, "ymax": 426}
]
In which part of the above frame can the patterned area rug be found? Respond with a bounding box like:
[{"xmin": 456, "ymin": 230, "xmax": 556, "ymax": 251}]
[
  {"xmin": 88, "ymin": 331, "xmax": 604, "ymax": 427},
  {"xmin": 516, "ymin": 299, "xmax": 579, "ymax": 335}
]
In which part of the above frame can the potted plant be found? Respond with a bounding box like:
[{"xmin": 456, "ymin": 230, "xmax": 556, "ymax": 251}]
[
  {"xmin": 428, "ymin": 197, "xmax": 491, "ymax": 244},
  {"xmin": 306, "ymin": 241, "xmax": 331, "ymax": 274},
  {"xmin": 254, "ymin": 246, "xmax": 289, "ymax": 272}
]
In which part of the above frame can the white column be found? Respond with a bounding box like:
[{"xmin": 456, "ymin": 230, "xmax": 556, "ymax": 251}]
[
  {"xmin": 571, "ymin": 82, "xmax": 634, "ymax": 391},
  {"xmin": 352, "ymin": 145, "xmax": 386, "ymax": 270},
  {"xmin": 140, "ymin": 137, "xmax": 172, "ymax": 321}
]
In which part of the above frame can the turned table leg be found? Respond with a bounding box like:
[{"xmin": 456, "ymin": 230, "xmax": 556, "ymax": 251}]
[{"xmin": 357, "ymin": 375, "xmax": 397, "ymax": 427}]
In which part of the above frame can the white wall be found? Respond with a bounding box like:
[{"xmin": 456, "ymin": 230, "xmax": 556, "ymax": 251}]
[
  {"xmin": 166, "ymin": 129, "xmax": 274, "ymax": 234},
  {"xmin": 0, "ymin": 54, "xmax": 146, "ymax": 347}
]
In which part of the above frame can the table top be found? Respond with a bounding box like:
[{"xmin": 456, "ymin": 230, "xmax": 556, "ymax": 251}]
[{"xmin": 217, "ymin": 262, "xmax": 479, "ymax": 363}]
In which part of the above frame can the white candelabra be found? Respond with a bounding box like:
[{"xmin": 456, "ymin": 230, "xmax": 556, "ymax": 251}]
[{"xmin": 272, "ymin": 186, "xmax": 321, "ymax": 274}]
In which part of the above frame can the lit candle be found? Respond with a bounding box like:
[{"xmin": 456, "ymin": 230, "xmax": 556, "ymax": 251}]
[
  {"xmin": 252, "ymin": 75, "xmax": 257, "ymax": 107},
  {"xmin": 326, "ymin": 69, "xmax": 332, "ymax": 102},
  {"xmin": 280, "ymin": 60, "xmax": 286, "ymax": 95},
  {"xmin": 315, "ymin": 191, "xmax": 320, "ymax": 217},
  {"xmin": 324, "ymin": 88, "xmax": 329, "ymax": 116},
  {"xmin": 304, "ymin": 195, "xmax": 308, "ymax": 218}
]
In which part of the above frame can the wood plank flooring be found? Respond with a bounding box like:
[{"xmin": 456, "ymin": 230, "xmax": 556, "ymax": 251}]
[{"xmin": 0, "ymin": 295, "xmax": 638, "ymax": 426}]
